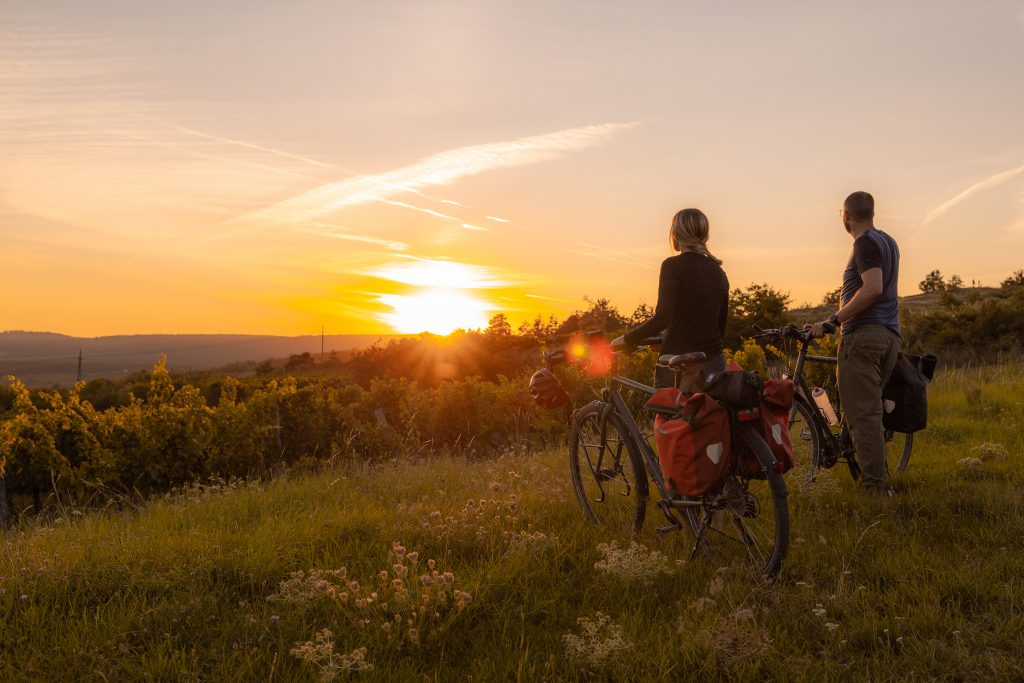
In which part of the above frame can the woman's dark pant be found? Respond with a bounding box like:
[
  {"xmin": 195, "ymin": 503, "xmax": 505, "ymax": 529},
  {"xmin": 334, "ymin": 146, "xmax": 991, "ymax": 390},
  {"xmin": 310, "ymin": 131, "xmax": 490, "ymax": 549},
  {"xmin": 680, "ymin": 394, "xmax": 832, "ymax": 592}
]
[{"xmin": 654, "ymin": 352, "xmax": 727, "ymax": 392}]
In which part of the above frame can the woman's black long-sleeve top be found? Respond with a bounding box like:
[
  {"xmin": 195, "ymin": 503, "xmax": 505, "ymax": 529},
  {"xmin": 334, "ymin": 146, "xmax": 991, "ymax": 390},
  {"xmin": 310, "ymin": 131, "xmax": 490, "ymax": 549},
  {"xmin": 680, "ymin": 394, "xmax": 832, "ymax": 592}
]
[{"xmin": 623, "ymin": 252, "xmax": 729, "ymax": 357}]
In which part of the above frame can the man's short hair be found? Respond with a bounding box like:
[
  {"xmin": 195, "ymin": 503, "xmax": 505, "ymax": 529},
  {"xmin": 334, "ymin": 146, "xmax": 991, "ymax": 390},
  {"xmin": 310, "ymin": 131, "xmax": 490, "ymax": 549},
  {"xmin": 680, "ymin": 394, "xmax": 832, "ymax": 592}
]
[{"xmin": 844, "ymin": 191, "xmax": 874, "ymax": 222}]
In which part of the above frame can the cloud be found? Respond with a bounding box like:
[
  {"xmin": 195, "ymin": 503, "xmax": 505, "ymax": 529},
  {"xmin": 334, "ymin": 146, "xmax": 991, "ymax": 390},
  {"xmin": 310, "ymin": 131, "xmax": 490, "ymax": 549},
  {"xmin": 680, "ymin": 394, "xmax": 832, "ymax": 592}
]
[
  {"xmin": 232, "ymin": 122, "xmax": 638, "ymax": 225},
  {"xmin": 461, "ymin": 223, "xmax": 489, "ymax": 231},
  {"xmin": 923, "ymin": 162, "xmax": 1024, "ymax": 225},
  {"xmin": 377, "ymin": 198, "xmax": 458, "ymax": 221},
  {"xmin": 296, "ymin": 224, "xmax": 408, "ymax": 251}
]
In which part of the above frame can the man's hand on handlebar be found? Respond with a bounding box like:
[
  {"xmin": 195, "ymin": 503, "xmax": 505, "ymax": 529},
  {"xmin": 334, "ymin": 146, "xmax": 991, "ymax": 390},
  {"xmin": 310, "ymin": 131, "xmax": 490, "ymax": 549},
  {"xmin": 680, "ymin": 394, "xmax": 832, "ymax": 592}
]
[
  {"xmin": 804, "ymin": 320, "xmax": 837, "ymax": 339},
  {"xmin": 610, "ymin": 335, "xmax": 628, "ymax": 352}
]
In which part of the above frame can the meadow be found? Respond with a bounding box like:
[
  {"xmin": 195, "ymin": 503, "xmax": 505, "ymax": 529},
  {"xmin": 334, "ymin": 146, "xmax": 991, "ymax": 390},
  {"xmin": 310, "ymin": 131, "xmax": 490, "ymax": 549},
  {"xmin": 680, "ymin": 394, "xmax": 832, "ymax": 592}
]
[{"xmin": 1, "ymin": 363, "xmax": 1022, "ymax": 681}]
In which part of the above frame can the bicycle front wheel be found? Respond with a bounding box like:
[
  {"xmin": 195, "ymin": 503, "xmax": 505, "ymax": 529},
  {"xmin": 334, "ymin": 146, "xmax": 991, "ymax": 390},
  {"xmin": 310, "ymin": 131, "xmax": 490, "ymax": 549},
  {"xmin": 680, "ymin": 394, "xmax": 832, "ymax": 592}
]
[
  {"xmin": 568, "ymin": 401, "xmax": 648, "ymax": 535},
  {"xmin": 788, "ymin": 395, "xmax": 822, "ymax": 486},
  {"xmin": 694, "ymin": 422, "xmax": 789, "ymax": 578}
]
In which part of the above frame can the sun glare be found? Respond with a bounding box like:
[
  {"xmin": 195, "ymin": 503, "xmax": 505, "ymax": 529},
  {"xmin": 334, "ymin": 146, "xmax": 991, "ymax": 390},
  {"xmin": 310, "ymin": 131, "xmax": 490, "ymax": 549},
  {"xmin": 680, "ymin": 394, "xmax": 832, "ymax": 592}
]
[{"xmin": 378, "ymin": 289, "xmax": 491, "ymax": 335}]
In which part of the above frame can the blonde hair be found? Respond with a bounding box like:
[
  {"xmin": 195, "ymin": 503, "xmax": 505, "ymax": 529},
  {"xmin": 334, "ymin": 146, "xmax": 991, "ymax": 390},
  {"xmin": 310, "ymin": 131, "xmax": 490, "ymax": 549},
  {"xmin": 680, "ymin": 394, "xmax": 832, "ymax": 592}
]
[{"xmin": 669, "ymin": 208, "xmax": 722, "ymax": 264}]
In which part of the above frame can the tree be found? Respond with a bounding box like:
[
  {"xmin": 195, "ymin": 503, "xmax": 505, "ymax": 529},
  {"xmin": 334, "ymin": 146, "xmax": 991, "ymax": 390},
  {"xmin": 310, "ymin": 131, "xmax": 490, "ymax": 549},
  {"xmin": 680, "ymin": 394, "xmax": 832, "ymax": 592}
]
[
  {"xmin": 1001, "ymin": 270, "xmax": 1024, "ymax": 289},
  {"xmin": 629, "ymin": 302, "xmax": 655, "ymax": 326},
  {"xmin": 822, "ymin": 286, "xmax": 842, "ymax": 307},
  {"xmin": 485, "ymin": 313, "xmax": 511, "ymax": 337},
  {"xmin": 947, "ymin": 274, "xmax": 964, "ymax": 291},
  {"xmin": 726, "ymin": 283, "xmax": 791, "ymax": 349},
  {"xmin": 554, "ymin": 298, "xmax": 628, "ymax": 336},
  {"xmin": 285, "ymin": 352, "xmax": 316, "ymax": 372},
  {"xmin": 919, "ymin": 270, "xmax": 946, "ymax": 294}
]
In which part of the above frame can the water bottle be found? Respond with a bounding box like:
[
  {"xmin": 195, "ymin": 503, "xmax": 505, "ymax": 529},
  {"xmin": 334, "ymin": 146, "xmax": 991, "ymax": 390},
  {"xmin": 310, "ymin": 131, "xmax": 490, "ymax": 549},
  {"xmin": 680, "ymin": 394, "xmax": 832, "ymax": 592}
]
[{"xmin": 812, "ymin": 387, "xmax": 839, "ymax": 426}]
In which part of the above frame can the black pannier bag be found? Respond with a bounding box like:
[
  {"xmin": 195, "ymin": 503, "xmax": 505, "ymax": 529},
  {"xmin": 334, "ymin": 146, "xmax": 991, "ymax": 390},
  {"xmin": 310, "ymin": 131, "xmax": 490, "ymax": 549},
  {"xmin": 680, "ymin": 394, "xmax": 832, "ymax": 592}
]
[
  {"xmin": 702, "ymin": 370, "xmax": 764, "ymax": 410},
  {"xmin": 529, "ymin": 368, "xmax": 570, "ymax": 409},
  {"xmin": 882, "ymin": 354, "xmax": 936, "ymax": 433}
]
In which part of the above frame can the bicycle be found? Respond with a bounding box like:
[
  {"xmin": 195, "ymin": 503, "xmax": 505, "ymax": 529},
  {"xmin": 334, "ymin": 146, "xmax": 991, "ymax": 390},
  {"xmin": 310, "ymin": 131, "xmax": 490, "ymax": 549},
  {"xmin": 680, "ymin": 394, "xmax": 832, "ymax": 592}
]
[
  {"xmin": 545, "ymin": 334, "xmax": 790, "ymax": 578},
  {"xmin": 750, "ymin": 325, "xmax": 913, "ymax": 487}
]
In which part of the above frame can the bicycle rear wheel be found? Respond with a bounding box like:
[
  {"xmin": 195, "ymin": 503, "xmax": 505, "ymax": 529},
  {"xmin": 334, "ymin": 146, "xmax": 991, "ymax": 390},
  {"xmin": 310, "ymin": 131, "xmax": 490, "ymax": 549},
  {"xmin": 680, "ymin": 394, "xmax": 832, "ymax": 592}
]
[
  {"xmin": 692, "ymin": 422, "xmax": 789, "ymax": 578},
  {"xmin": 886, "ymin": 430, "xmax": 914, "ymax": 473},
  {"xmin": 569, "ymin": 401, "xmax": 647, "ymax": 534}
]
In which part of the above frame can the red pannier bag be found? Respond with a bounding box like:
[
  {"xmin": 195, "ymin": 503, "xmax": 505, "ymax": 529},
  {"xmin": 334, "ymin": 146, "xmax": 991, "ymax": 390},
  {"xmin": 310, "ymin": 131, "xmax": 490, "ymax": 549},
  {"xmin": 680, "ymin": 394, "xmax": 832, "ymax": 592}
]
[
  {"xmin": 738, "ymin": 378, "xmax": 796, "ymax": 477},
  {"xmin": 646, "ymin": 388, "xmax": 732, "ymax": 497}
]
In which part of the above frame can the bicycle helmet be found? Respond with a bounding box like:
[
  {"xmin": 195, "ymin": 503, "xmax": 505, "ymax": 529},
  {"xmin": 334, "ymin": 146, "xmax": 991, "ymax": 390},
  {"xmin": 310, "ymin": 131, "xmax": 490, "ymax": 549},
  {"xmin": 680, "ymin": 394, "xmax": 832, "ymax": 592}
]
[{"xmin": 529, "ymin": 368, "xmax": 569, "ymax": 409}]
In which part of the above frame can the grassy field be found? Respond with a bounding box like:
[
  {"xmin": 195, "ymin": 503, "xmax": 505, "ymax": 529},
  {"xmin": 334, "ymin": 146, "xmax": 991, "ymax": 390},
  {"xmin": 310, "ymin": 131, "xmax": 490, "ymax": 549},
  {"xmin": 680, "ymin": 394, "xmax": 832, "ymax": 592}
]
[{"xmin": 1, "ymin": 364, "xmax": 1022, "ymax": 681}]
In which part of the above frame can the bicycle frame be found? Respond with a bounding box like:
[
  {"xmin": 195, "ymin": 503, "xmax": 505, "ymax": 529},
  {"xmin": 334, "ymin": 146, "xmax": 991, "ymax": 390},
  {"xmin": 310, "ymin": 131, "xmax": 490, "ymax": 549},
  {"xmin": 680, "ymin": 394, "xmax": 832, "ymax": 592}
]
[{"xmin": 782, "ymin": 337, "xmax": 848, "ymax": 460}]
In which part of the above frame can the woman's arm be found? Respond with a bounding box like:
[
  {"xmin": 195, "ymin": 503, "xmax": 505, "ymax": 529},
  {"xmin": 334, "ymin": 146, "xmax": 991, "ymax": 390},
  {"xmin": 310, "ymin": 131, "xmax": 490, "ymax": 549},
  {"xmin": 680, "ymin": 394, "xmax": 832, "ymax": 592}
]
[{"xmin": 622, "ymin": 259, "xmax": 677, "ymax": 347}]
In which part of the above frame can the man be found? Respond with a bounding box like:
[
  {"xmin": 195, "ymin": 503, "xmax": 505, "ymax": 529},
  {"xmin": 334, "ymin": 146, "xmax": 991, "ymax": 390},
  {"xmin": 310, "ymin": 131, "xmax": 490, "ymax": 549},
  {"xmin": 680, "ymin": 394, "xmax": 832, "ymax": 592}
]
[{"xmin": 808, "ymin": 191, "xmax": 901, "ymax": 495}]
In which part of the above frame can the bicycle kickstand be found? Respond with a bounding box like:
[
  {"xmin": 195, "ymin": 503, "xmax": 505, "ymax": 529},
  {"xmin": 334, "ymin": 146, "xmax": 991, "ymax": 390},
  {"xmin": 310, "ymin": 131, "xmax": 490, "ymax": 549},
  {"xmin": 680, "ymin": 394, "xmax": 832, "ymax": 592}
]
[{"xmin": 655, "ymin": 499, "xmax": 684, "ymax": 534}]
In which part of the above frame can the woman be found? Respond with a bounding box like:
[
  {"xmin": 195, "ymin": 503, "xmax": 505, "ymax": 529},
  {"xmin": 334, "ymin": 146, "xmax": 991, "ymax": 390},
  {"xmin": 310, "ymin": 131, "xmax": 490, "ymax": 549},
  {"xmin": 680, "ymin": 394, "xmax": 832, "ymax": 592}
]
[{"xmin": 612, "ymin": 208, "xmax": 729, "ymax": 390}]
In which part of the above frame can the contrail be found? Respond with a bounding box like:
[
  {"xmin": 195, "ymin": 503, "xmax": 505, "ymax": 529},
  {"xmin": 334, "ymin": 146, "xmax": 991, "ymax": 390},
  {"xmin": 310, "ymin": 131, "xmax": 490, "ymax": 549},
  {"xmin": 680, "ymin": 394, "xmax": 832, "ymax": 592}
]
[
  {"xmin": 231, "ymin": 122, "xmax": 638, "ymax": 225},
  {"xmin": 109, "ymin": 130, "xmax": 318, "ymax": 180},
  {"xmin": 923, "ymin": 162, "xmax": 1024, "ymax": 225},
  {"xmin": 130, "ymin": 113, "xmax": 338, "ymax": 170}
]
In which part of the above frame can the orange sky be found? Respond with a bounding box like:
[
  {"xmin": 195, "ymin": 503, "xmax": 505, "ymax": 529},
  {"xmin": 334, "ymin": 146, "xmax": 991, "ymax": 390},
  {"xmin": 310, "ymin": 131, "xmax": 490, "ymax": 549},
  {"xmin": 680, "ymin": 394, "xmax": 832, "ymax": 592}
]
[{"xmin": 3, "ymin": 2, "xmax": 1024, "ymax": 336}]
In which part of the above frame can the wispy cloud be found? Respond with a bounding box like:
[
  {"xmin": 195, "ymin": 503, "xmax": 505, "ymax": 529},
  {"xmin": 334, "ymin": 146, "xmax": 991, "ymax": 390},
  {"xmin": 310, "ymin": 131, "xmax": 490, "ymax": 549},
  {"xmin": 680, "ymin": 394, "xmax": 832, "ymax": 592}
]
[
  {"xmin": 295, "ymin": 223, "xmax": 408, "ymax": 251},
  {"xmin": 486, "ymin": 215, "xmax": 510, "ymax": 223},
  {"xmin": 572, "ymin": 241, "xmax": 656, "ymax": 270},
  {"xmin": 232, "ymin": 122, "xmax": 638, "ymax": 225},
  {"xmin": 923, "ymin": 162, "xmax": 1024, "ymax": 225},
  {"xmin": 461, "ymin": 223, "xmax": 489, "ymax": 231},
  {"xmin": 378, "ymin": 198, "xmax": 458, "ymax": 221}
]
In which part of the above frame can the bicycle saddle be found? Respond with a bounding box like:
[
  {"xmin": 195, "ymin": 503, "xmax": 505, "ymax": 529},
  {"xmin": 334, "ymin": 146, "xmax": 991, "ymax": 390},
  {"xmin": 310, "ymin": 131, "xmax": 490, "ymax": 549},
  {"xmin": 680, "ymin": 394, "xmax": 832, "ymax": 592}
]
[{"xmin": 657, "ymin": 352, "xmax": 707, "ymax": 369}]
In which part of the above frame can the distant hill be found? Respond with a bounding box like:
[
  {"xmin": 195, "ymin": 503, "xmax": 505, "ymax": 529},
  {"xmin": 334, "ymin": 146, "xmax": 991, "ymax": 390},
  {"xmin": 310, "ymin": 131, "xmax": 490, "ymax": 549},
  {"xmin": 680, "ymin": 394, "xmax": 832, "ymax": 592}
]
[
  {"xmin": 0, "ymin": 332, "xmax": 402, "ymax": 387},
  {"xmin": 788, "ymin": 287, "xmax": 1001, "ymax": 323}
]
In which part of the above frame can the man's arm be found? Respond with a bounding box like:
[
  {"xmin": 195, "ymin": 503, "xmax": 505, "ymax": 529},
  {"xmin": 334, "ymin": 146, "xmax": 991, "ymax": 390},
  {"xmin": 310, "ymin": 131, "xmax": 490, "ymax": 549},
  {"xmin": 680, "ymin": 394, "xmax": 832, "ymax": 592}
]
[
  {"xmin": 808, "ymin": 268, "xmax": 882, "ymax": 337},
  {"xmin": 837, "ymin": 267, "xmax": 882, "ymax": 320}
]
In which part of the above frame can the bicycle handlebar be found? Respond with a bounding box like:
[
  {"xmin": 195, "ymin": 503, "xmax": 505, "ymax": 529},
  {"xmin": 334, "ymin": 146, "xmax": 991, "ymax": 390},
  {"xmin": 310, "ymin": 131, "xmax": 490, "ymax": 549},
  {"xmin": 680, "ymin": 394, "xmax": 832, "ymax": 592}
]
[{"xmin": 750, "ymin": 322, "xmax": 835, "ymax": 344}]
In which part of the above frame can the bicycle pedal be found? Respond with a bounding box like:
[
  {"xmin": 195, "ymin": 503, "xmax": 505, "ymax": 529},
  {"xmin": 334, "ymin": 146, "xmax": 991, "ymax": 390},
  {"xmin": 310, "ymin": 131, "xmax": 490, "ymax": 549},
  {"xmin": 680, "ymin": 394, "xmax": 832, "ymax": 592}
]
[{"xmin": 656, "ymin": 523, "xmax": 683, "ymax": 534}]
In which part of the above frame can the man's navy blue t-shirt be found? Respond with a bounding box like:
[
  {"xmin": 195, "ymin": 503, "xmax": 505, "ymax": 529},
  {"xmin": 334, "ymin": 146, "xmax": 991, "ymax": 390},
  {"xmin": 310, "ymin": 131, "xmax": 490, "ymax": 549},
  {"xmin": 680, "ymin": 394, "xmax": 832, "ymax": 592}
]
[{"xmin": 841, "ymin": 228, "xmax": 900, "ymax": 336}]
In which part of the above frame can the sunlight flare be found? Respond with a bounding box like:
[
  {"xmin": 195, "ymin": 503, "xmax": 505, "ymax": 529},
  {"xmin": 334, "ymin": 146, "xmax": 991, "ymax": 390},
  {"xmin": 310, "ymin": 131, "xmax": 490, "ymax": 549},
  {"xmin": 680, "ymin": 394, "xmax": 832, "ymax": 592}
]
[{"xmin": 378, "ymin": 289, "xmax": 491, "ymax": 334}]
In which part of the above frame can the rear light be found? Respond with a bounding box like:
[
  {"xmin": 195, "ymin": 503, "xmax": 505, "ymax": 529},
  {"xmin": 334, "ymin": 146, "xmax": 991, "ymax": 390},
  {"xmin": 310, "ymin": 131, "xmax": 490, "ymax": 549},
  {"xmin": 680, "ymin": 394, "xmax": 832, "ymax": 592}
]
[{"xmin": 736, "ymin": 408, "xmax": 760, "ymax": 422}]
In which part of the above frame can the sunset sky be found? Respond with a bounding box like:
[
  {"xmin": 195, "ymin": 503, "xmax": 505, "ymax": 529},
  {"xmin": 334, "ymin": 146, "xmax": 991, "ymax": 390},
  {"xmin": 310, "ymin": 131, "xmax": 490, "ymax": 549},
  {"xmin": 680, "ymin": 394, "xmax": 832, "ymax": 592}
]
[{"xmin": 3, "ymin": 1, "xmax": 1024, "ymax": 336}]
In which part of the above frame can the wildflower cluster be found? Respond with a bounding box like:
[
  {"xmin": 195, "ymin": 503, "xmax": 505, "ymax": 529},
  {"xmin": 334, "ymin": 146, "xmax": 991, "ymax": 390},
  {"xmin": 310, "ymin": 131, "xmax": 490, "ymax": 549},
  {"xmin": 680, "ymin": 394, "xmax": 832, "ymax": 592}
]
[
  {"xmin": 563, "ymin": 612, "xmax": 631, "ymax": 671},
  {"xmin": 593, "ymin": 541, "xmax": 674, "ymax": 584},
  {"xmin": 975, "ymin": 442, "xmax": 1007, "ymax": 460},
  {"xmin": 290, "ymin": 629, "xmax": 373, "ymax": 680},
  {"xmin": 272, "ymin": 540, "xmax": 473, "ymax": 675},
  {"xmin": 507, "ymin": 530, "xmax": 557, "ymax": 553},
  {"xmin": 269, "ymin": 568, "xmax": 349, "ymax": 605},
  {"xmin": 422, "ymin": 496, "xmax": 522, "ymax": 543}
]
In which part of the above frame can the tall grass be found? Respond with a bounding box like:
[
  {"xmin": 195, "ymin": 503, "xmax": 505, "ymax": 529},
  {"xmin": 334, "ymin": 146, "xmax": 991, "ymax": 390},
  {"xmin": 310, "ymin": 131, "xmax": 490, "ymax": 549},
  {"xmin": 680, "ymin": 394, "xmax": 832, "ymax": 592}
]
[{"xmin": 1, "ymin": 364, "xmax": 1022, "ymax": 681}]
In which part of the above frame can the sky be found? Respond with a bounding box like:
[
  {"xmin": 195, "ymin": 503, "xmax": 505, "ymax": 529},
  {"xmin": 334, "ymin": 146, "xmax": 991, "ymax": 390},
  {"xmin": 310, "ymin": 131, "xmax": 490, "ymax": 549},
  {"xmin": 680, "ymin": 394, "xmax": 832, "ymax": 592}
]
[{"xmin": 2, "ymin": 0, "xmax": 1024, "ymax": 336}]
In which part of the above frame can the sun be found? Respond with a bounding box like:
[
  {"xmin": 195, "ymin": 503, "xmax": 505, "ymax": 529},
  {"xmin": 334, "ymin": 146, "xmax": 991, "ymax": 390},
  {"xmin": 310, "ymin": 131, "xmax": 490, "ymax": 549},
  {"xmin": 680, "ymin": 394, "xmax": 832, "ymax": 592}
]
[{"xmin": 378, "ymin": 289, "xmax": 491, "ymax": 335}]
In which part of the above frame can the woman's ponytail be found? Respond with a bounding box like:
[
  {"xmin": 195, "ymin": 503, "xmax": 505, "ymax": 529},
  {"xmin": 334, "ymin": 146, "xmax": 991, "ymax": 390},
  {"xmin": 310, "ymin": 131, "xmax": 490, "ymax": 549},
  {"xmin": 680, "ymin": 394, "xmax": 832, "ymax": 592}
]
[{"xmin": 669, "ymin": 208, "xmax": 723, "ymax": 265}]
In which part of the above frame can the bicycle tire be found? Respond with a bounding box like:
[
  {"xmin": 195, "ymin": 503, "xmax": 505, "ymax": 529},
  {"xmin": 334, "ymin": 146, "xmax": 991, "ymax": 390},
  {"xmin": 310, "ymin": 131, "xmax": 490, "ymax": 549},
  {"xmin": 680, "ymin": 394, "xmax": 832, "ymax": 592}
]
[
  {"xmin": 692, "ymin": 422, "xmax": 789, "ymax": 578},
  {"xmin": 789, "ymin": 395, "xmax": 822, "ymax": 486},
  {"xmin": 568, "ymin": 401, "xmax": 648, "ymax": 534},
  {"xmin": 889, "ymin": 430, "xmax": 914, "ymax": 473}
]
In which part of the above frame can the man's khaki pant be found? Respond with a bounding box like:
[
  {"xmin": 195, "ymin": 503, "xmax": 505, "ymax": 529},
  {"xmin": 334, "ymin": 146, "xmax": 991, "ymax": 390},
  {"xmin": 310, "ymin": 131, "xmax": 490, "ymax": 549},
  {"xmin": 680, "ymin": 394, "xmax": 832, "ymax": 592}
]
[{"xmin": 837, "ymin": 325, "xmax": 901, "ymax": 491}]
